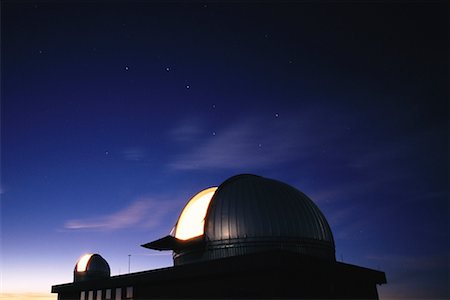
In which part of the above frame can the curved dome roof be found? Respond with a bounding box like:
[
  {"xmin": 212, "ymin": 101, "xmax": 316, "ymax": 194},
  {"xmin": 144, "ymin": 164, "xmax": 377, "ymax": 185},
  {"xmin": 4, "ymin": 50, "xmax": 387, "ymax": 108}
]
[
  {"xmin": 143, "ymin": 174, "xmax": 335, "ymax": 265},
  {"xmin": 205, "ymin": 174, "xmax": 334, "ymax": 243},
  {"xmin": 74, "ymin": 253, "xmax": 110, "ymax": 282}
]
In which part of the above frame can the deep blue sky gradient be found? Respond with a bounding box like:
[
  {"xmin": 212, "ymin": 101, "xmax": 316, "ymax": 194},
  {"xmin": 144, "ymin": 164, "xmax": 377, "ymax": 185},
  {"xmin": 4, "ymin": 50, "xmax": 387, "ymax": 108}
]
[{"xmin": 1, "ymin": 2, "xmax": 448, "ymax": 298}]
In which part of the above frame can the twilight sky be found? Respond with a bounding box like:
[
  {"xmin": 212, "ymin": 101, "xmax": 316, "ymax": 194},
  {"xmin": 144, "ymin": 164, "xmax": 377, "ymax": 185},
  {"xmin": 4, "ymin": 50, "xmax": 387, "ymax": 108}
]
[{"xmin": 1, "ymin": 2, "xmax": 448, "ymax": 299}]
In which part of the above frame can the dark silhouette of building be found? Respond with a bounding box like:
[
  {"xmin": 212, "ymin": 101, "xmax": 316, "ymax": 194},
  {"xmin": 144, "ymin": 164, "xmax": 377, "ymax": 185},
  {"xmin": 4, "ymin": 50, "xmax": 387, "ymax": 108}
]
[{"xmin": 52, "ymin": 174, "xmax": 386, "ymax": 299}]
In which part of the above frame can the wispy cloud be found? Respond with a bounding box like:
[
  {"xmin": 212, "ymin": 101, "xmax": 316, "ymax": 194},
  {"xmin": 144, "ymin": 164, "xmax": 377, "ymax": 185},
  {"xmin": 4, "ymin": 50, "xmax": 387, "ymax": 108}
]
[
  {"xmin": 368, "ymin": 253, "xmax": 449, "ymax": 299},
  {"xmin": 169, "ymin": 119, "xmax": 204, "ymax": 143},
  {"xmin": 168, "ymin": 116, "xmax": 322, "ymax": 170},
  {"xmin": 122, "ymin": 148, "xmax": 145, "ymax": 161},
  {"xmin": 64, "ymin": 198, "xmax": 174, "ymax": 231},
  {"xmin": 366, "ymin": 253, "xmax": 449, "ymax": 272},
  {"xmin": 309, "ymin": 179, "xmax": 385, "ymax": 206}
]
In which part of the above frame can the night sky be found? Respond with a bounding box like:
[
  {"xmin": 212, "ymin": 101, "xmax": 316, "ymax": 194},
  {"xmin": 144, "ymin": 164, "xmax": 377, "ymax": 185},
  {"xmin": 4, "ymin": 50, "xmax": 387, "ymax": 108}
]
[{"xmin": 1, "ymin": 2, "xmax": 448, "ymax": 299}]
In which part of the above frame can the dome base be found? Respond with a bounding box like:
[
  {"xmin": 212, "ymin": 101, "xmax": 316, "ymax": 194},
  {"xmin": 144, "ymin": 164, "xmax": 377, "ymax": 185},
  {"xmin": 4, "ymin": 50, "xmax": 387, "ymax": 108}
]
[{"xmin": 174, "ymin": 237, "xmax": 335, "ymax": 266}]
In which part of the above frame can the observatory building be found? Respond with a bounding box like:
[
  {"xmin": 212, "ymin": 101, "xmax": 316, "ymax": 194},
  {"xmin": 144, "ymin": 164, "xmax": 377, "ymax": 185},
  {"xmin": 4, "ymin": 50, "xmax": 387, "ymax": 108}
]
[{"xmin": 52, "ymin": 174, "xmax": 386, "ymax": 299}]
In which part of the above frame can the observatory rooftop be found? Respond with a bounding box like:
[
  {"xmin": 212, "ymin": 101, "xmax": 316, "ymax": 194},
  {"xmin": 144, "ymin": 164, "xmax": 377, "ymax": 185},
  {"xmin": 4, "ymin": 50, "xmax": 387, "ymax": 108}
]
[{"xmin": 54, "ymin": 174, "xmax": 387, "ymax": 300}]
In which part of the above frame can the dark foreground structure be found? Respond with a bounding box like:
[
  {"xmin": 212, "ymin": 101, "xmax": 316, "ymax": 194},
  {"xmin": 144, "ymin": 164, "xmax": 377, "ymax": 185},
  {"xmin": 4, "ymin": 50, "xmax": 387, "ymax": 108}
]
[{"xmin": 52, "ymin": 174, "xmax": 386, "ymax": 299}]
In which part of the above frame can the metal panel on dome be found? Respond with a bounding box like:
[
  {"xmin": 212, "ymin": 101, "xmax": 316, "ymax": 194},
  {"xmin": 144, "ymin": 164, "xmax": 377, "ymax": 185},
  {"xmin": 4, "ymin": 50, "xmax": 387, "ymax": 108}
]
[
  {"xmin": 167, "ymin": 174, "xmax": 337, "ymax": 265},
  {"xmin": 145, "ymin": 174, "xmax": 336, "ymax": 265},
  {"xmin": 205, "ymin": 174, "xmax": 334, "ymax": 244}
]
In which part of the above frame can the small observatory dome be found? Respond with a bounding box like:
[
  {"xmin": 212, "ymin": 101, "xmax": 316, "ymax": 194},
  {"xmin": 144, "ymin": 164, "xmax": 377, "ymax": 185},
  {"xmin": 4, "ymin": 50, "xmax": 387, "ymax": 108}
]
[
  {"xmin": 74, "ymin": 253, "xmax": 111, "ymax": 282},
  {"xmin": 143, "ymin": 174, "xmax": 335, "ymax": 265}
]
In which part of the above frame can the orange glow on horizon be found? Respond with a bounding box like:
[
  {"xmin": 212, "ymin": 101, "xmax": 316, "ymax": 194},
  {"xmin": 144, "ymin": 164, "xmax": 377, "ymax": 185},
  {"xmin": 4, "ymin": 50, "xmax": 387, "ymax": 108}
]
[
  {"xmin": 76, "ymin": 254, "xmax": 93, "ymax": 272},
  {"xmin": 0, "ymin": 292, "xmax": 57, "ymax": 300},
  {"xmin": 175, "ymin": 187, "xmax": 217, "ymax": 240}
]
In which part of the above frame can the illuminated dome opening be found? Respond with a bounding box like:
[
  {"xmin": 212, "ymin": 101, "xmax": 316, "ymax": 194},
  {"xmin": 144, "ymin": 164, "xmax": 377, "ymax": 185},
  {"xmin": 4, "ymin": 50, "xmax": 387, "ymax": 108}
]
[
  {"xmin": 174, "ymin": 187, "xmax": 217, "ymax": 240},
  {"xmin": 76, "ymin": 254, "xmax": 93, "ymax": 272}
]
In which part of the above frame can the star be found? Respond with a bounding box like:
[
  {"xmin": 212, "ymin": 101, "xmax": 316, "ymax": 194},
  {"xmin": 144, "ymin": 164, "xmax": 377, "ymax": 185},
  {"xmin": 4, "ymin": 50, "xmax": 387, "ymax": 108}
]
[
  {"xmin": 165, "ymin": 67, "xmax": 170, "ymax": 72},
  {"xmin": 275, "ymin": 113, "xmax": 279, "ymax": 118},
  {"xmin": 125, "ymin": 66, "xmax": 129, "ymax": 71},
  {"xmin": 186, "ymin": 85, "xmax": 190, "ymax": 89},
  {"xmin": 105, "ymin": 151, "xmax": 109, "ymax": 155},
  {"xmin": 212, "ymin": 131, "xmax": 216, "ymax": 136}
]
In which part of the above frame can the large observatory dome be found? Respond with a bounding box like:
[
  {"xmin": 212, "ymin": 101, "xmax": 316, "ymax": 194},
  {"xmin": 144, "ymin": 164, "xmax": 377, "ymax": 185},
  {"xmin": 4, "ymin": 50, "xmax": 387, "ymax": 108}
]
[{"xmin": 144, "ymin": 174, "xmax": 335, "ymax": 265}]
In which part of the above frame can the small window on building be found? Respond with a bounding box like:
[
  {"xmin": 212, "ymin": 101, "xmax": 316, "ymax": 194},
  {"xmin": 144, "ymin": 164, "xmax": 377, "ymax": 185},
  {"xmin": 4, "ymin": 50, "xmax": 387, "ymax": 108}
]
[
  {"xmin": 126, "ymin": 287, "xmax": 133, "ymax": 299},
  {"xmin": 105, "ymin": 289, "xmax": 111, "ymax": 300},
  {"xmin": 96, "ymin": 290, "xmax": 102, "ymax": 300},
  {"xmin": 115, "ymin": 288, "xmax": 122, "ymax": 300},
  {"xmin": 88, "ymin": 291, "xmax": 94, "ymax": 300},
  {"xmin": 80, "ymin": 291, "xmax": 86, "ymax": 300}
]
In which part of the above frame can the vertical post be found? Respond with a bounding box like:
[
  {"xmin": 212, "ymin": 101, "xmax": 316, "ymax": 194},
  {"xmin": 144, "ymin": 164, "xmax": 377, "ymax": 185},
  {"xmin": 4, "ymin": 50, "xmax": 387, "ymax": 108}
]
[{"xmin": 128, "ymin": 254, "xmax": 131, "ymax": 273}]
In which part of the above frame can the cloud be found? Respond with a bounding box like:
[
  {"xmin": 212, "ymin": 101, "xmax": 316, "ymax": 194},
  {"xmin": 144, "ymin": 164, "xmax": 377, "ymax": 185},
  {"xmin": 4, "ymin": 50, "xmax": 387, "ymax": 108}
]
[
  {"xmin": 64, "ymin": 198, "xmax": 174, "ymax": 231},
  {"xmin": 169, "ymin": 120, "xmax": 203, "ymax": 143},
  {"xmin": 122, "ymin": 148, "xmax": 145, "ymax": 161},
  {"xmin": 368, "ymin": 253, "xmax": 449, "ymax": 299},
  {"xmin": 366, "ymin": 253, "xmax": 449, "ymax": 272},
  {"xmin": 168, "ymin": 117, "xmax": 321, "ymax": 170},
  {"xmin": 309, "ymin": 179, "xmax": 385, "ymax": 206}
]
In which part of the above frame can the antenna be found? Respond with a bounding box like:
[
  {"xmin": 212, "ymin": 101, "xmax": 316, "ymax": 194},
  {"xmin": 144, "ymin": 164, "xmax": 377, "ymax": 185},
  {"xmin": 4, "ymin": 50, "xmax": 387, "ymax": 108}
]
[{"xmin": 128, "ymin": 254, "xmax": 131, "ymax": 273}]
